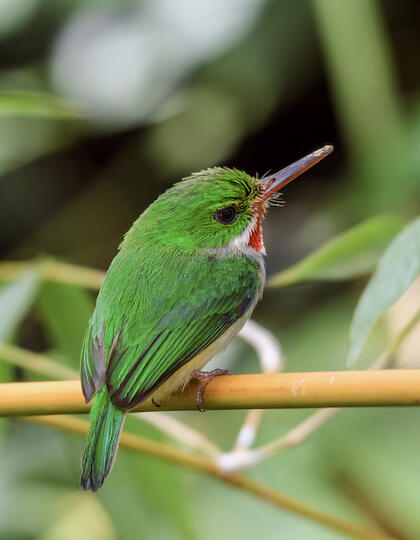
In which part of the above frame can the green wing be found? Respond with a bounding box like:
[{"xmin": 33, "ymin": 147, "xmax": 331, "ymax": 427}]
[{"xmin": 81, "ymin": 251, "xmax": 261, "ymax": 409}]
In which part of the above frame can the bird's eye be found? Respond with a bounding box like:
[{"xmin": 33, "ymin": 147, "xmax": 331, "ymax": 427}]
[{"xmin": 215, "ymin": 206, "xmax": 238, "ymax": 225}]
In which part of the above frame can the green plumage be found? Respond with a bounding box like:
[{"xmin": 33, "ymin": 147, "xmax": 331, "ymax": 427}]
[
  {"xmin": 83, "ymin": 250, "xmax": 259, "ymax": 407},
  {"xmin": 80, "ymin": 167, "xmax": 264, "ymax": 491},
  {"xmin": 80, "ymin": 387, "xmax": 125, "ymax": 492}
]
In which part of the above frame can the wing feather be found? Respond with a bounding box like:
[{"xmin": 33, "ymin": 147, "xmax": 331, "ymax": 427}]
[{"xmin": 81, "ymin": 251, "xmax": 261, "ymax": 409}]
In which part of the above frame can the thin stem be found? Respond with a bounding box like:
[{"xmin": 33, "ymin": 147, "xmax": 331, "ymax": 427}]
[
  {"xmin": 239, "ymin": 319, "xmax": 284, "ymax": 373},
  {"xmin": 26, "ymin": 414, "xmax": 392, "ymax": 540},
  {"xmin": 0, "ymin": 343, "xmax": 77, "ymax": 380},
  {"xmin": 217, "ymin": 410, "xmax": 266, "ymax": 471},
  {"xmin": 228, "ymin": 320, "xmax": 283, "ymax": 458},
  {"xmin": 254, "ymin": 409, "xmax": 339, "ymax": 461},
  {"xmin": 135, "ymin": 412, "xmax": 221, "ymax": 458},
  {"xmin": 233, "ymin": 409, "xmax": 264, "ymax": 451},
  {"xmin": 372, "ymin": 306, "xmax": 420, "ymax": 369},
  {"xmin": 242, "ymin": 305, "xmax": 420, "ymax": 469}
]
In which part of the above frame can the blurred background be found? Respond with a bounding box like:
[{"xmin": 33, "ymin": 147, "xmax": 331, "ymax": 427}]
[{"xmin": 1, "ymin": 0, "xmax": 420, "ymax": 538}]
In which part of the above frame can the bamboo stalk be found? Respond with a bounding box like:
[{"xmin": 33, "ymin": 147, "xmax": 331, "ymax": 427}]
[
  {"xmin": 0, "ymin": 343, "xmax": 77, "ymax": 380},
  {"xmin": 27, "ymin": 415, "xmax": 392, "ymax": 540},
  {"xmin": 2, "ymin": 369, "xmax": 420, "ymax": 416},
  {"xmin": 0, "ymin": 260, "xmax": 104, "ymax": 290}
]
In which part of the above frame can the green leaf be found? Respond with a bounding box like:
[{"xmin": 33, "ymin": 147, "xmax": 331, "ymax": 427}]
[
  {"xmin": 0, "ymin": 269, "xmax": 40, "ymax": 343},
  {"xmin": 267, "ymin": 215, "xmax": 405, "ymax": 288},
  {"xmin": 37, "ymin": 282, "xmax": 94, "ymax": 368},
  {"xmin": 347, "ymin": 216, "xmax": 420, "ymax": 365},
  {"xmin": 0, "ymin": 269, "xmax": 40, "ymax": 441},
  {"xmin": 0, "ymin": 92, "xmax": 85, "ymax": 119}
]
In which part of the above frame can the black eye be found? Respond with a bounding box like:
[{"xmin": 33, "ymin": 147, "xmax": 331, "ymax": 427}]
[{"xmin": 215, "ymin": 206, "xmax": 238, "ymax": 225}]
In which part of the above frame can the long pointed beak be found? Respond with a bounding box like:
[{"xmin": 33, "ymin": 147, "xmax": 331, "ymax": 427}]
[{"xmin": 261, "ymin": 145, "xmax": 333, "ymax": 200}]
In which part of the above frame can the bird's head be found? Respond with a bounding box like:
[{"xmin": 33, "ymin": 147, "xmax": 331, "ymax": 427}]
[{"xmin": 127, "ymin": 146, "xmax": 333, "ymax": 253}]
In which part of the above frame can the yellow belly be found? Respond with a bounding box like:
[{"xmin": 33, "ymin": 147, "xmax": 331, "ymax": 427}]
[{"xmin": 149, "ymin": 313, "xmax": 250, "ymax": 404}]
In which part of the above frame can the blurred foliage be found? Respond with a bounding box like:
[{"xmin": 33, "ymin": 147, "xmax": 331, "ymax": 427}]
[
  {"xmin": 348, "ymin": 217, "xmax": 420, "ymax": 365},
  {"xmin": 0, "ymin": 270, "xmax": 40, "ymax": 442},
  {"xmin": 0, "ymin": 91, "xmax": 84, "ymax": 119},
  {"xmin": 1, "ymin": 0, "xmax": 420, "ymax": 538},
  {"xmin": 37, "ymin": 282, "xmax": 93, "ymax": 368},
  {"xmin": 268, "ymin": 215, "xmax": 405, "ymax": 287}
]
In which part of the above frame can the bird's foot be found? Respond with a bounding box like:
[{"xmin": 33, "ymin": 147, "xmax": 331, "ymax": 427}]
[
  {"xmin": 152, "ymin": 398, "xmax": 162, "ymax": 408},
  {"xmin": 191, "ymin": 369, "xmax": 231, "ymax": 412}
]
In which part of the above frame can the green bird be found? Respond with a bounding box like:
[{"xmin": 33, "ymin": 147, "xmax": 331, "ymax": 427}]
[{"xmin": 80, "ymin": 145, "xmax": 333, "ymax": 491}]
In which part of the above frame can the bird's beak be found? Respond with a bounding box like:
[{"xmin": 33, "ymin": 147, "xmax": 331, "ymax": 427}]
[{"xmin": 260, "ymin": 145, "xmax": 333, "ymax": 201}]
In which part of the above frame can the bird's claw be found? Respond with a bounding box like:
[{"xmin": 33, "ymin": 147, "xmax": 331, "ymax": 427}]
[{"xmin": 191, "ymin": 369, "xmax": 231, "ymax": 412}]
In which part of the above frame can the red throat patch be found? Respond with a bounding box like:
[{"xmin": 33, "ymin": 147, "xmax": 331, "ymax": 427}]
[{"xmin": 248, "ymin": 217, "xmax": 263, "ymax": 251}]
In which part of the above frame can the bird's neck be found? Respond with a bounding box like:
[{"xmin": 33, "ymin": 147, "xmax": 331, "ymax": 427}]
[
  {"xmin": 227, "ymin": 215, "xmax": 266, "ymax": 256},
  {"xmin": 248, "ymin": 217, "xmax": 263, "ymax": 252}
]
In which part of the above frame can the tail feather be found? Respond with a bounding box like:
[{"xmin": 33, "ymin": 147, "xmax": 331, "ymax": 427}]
[{"xmin": 81, "ymin": 387, "xmax": 126, "ymax": 492}]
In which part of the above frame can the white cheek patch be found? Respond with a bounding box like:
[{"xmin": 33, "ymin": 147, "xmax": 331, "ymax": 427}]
[
  {"xmin": 229, "ymin": 219, "xmax": 254, "ymax": 249},
  {"xmin": 228, "ymin": 217, "xmax": 266, "ymax": 255}
]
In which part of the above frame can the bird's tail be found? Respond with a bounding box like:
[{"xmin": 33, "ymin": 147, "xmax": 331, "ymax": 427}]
[{"xmin": 80, "ymin": 386, "xmax": 126, "ymax": 492}]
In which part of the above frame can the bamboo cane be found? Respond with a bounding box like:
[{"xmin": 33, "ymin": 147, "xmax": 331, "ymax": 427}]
[{"xmin": 1, "ymin": 369, "xmax": 420, "ymax": 416}]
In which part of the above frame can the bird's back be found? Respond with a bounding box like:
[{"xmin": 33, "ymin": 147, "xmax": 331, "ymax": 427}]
[{"xmin": 81, "ymin": 244, "xmax": 263, "ymax": 408}]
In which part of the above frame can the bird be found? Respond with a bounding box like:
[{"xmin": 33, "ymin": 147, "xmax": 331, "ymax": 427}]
[{"xmin": 80, "ymin": 145, "xmax": 333, "ymax": 491}]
